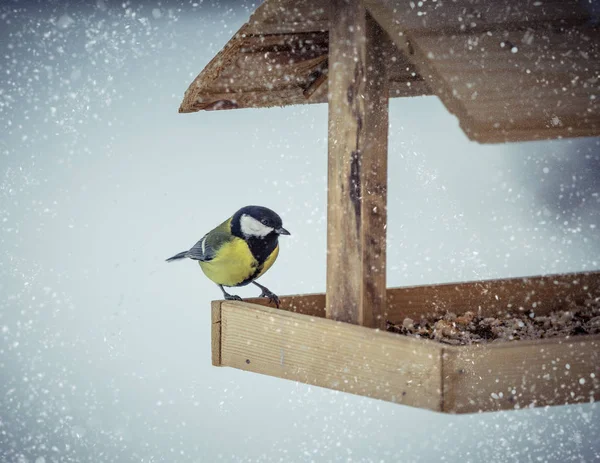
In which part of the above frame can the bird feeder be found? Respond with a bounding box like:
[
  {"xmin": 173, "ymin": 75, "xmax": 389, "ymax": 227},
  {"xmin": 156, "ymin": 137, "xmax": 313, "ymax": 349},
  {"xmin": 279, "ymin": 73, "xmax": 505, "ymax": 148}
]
[{"xmin": 180, "ymin": 0, "xmax": 600, "ymax": 413}]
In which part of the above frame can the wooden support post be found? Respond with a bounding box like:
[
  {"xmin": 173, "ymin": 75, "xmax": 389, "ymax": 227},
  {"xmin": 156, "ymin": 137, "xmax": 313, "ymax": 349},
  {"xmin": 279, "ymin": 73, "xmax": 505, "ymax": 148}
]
[{"xmin": 327, "ymin": 0, "xmax": 389, "ymax": 328}]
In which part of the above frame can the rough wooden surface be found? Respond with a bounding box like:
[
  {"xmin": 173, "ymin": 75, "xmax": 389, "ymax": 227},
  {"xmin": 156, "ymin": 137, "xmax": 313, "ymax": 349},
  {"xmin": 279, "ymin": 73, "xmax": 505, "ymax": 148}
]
[
  {"xmin": 228, "ymin": 0, "xmax": 590, "ymax": 36},
  {"xmin": 386, "ymin": 270, "xmax": 600, "ymax": 323},
  {"xmin": 218, "ymin": 301, "xmax": 443, "ymax": 410},
  {"xmin": 210, "ymin": 272, "xmax": 600, "ymax": 412},
  {"xmin": 241, "ymin": 271, "xmax": 600, "ymax": 324},
  {"xmin": 360, "ymin": 14, "xmax": 390, "ymax": 327},
  {"xmin": 244, "ymin": 0, "xmax": 328, "ymax": 34},
  {"xmin": 179, "ymin": 26, "xmax": 426, "ymax": 113},
  {"xmin": 412, "ymin": 26, "xmax": 600, "ymax": 143},
  {"xmin": 243, "ymin": 293, "xmax": 326, "ymax": 317},
  {"xmin": 443, "ymin": 334, "xmax": 600, "ymax": 413},
  {"xmin": 180, "ymin": 0, "xmax": 598, "ymax": 143},
  {"xmin": 211, "ymin": 299, "xmax": 600, "ymax": 413},
  {"xmin": 363, "ymin": 0, "xmax": 599, "ymax": 142},
  {"xmin": 362, "ymin": 0, "xmax": 590, "ymax": 33},
  {"xmin": 211, "ymin": 300, "xmax": 222, "ymax": 366},
  {"xmin": 326, "ymin": 0, "xmax": 389, "ymax": 328}
]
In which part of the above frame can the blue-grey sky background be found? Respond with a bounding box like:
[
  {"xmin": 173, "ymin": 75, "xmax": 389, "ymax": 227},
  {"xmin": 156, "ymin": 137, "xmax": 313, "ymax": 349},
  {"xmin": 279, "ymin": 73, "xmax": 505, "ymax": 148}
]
[{"xmin": 1, "ymin": 1, "xmax": 599, "ymax": 462}]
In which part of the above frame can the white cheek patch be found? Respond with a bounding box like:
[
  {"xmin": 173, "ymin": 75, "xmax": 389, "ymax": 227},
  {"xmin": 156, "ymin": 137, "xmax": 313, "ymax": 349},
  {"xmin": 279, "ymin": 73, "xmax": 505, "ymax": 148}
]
[{"xmin": 240, "ymin": 214, "xmax": 273, "ymax": 237}]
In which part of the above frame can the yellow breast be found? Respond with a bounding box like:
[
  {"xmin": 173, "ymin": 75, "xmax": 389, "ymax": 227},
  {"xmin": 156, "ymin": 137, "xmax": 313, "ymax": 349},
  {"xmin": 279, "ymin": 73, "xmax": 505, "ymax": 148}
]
[{"xmin": 199, "ymin": 238, "xmax": 279, "ymax": 287}]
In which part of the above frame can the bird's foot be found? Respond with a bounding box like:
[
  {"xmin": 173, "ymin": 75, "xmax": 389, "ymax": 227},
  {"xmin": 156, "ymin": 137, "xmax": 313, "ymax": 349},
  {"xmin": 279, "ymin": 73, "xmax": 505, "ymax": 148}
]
[
  {"xmin": 258, "ymin": 288, "xmax": 280, "ymax": 308},
  {"xmin": 219, "ymin": 285, "xmax": 243, "ymax": 302}
]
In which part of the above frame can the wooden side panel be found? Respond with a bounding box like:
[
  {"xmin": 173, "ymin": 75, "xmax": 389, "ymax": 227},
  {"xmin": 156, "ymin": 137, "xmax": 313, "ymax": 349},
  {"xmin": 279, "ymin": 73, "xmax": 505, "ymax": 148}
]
[
  {"xmin": 443, "ymin": 335, "xmax": 600, "ymax": 413},
  {"xmin": 327, "ymin": 0, "xmax": 389, "ymax": 328},
  {"xmin": 211, "ymin": 300, "xmax": 223, "ymax": 366},
  {"xmin": 219, "ymin": 301, "xmax": 443, "ymax": 411},
  {"xmin": 386, "ymin": 271, "xmax": 600, "ymax": 323}
]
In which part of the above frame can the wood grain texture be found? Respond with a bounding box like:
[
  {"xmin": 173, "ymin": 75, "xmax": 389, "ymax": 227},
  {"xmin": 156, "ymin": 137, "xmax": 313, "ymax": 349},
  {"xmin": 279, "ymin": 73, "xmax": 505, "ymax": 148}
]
[
  {"xmin": 363, "ymin": 0, "xmax": 599, "ymax": 142},
  {"xmin": 442, "ymin": 334, "xmax": 600, "ymax": 413},
  {"xmin": 219, "ymin": 301, "xmax": 443, "ymax": 410},
  {"xmin": 179, "ymin": 27, "xmax": 426, "ymax": 113},
  {"xmin": 211, "ymin": 300, "xmax": 222, "ymax": 366},
  {"xmin": 411, "ymin": 26, "xmax": 600, "ymax": 143},
  {"xmin": 361, "ymin": 0, "xmax": 590, "ymax": 34},
  {"xmin": 360, "ymin": 14, "xmax": 390, "ymax": 328},
  {"xmin": 242, "ymin": 293, "xmax": 326, "ymax": 317},
  {"xmin": 178, "ymin": 24, "xmax": 249, "ymax": 113},
  {"xmin": 237, "ymin": 0, "xmax": 590, "ymax": 35},
  {"xmin": 211, "ymin": 270, "xmax": 600, "ymax": 413},
  {"xmin": 385, "ymin": 270, "xmax": 600, "ymax": 323},
  {"xmin": 327, "ymin": 0, "xmax": 389, "ymax": 328},
  {"xmin": 244, "ymin": 0, "xmax": 328, "ymax": 35},
  {"xmin": 362, "ymin": 0, "xmax": 473, "ymax": 140},
  {"xmin": 228, "ymin": 270, "xmax": 600, "ymax": 324},
  {"xmin": 179, "ymin": 0, "xmax": 597, "ymax": 143}
]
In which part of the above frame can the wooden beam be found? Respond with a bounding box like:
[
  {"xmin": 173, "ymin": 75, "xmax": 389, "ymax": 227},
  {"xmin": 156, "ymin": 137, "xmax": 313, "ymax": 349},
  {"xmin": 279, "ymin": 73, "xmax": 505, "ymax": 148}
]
[
  {"xmin": 218, "ymin": 301, "xmax": 443, "ymax": 411},
  {"xmin": 327, "ymin": 0, "xmax": 389, "ymax": 328},
  {"xmin": 213, "ymin": 299, "xmax": 600, "ymax": 413},
  {"xmin": 244, "ymin": 0, "xmax": 329, "ymax": 35}
]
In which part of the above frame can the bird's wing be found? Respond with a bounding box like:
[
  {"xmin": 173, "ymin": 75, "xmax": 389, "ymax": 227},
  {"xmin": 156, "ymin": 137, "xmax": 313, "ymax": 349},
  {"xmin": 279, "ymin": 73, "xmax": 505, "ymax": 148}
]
[{"xmin": 185, "ymin": 228, "xmax": 234, "ymax": 262}]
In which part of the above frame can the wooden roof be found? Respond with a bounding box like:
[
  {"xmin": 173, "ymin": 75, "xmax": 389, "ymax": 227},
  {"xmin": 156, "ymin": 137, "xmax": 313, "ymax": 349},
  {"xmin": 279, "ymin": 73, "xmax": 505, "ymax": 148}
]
[{"xmin": 179, "ymin": 0, "xmax": 600, "ymax": 143}]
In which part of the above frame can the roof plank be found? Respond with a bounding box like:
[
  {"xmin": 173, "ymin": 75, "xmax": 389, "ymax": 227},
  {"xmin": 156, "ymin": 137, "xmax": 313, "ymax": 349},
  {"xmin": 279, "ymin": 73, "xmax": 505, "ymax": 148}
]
[
  {"xmin": 411, "ymin": 25, "xmax": 600, "ymax": 142},
  {"xmin": 179, "ymin": 28, "xmax": 429, "ymax": 113},
  {"xmin": 180, "ymin": 0, "xmax": 599, "ymax": 143},
  {"xmin": 363, "ymin": 0, "xmax": 591, "ymax": 34}
]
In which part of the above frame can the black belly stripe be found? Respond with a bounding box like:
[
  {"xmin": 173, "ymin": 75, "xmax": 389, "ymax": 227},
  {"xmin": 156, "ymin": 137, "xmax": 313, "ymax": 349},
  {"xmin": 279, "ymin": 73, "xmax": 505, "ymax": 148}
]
[
  {"xmin": 236, "ymin": 264, "xmax": 263, "ymax": 287},
  {"xmin": 235, "ymin": 236, "xmax": 278, "ymax": 287}
]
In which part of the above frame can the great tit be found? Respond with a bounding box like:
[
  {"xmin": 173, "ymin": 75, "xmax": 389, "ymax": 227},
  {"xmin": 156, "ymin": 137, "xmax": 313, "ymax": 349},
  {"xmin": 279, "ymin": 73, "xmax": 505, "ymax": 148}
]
[{"xmin": 166, "ymin": 205, "xmax": 290, "ymax": 307}]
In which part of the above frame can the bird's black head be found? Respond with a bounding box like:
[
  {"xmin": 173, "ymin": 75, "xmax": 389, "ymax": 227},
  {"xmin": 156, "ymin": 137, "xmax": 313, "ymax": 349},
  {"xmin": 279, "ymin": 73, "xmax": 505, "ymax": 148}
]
[{"xmin": 231, "ymin": 205, "xmax": 290, "ymax": 240}]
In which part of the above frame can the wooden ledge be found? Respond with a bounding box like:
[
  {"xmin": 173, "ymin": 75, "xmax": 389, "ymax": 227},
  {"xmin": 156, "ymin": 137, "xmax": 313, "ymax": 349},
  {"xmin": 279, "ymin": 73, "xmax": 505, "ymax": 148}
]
[
  {"xmin": 211, "ymin": 271, "xmax": 600, "ymax": 413},
  {"xmin": 212, "ymin": 299, "xmax": 444, "ymax": 411}
]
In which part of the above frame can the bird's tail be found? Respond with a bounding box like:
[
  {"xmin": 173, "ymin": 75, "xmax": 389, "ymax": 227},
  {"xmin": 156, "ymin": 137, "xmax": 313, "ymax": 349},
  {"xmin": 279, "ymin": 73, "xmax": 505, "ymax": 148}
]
[{"xmin": 165, "ymin": 250, "xmax": 189, "ymax": 262}]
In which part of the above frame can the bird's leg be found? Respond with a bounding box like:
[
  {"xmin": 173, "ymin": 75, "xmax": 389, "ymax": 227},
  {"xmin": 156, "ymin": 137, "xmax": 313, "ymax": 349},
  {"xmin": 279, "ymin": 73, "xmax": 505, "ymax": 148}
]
[
  {"xmin": 218, "ymin": 285, "xmax": 242, "ymax": 302},
  {"xmin": 252, "ymin": 281, "xmax": 280, "ymax": 308}
]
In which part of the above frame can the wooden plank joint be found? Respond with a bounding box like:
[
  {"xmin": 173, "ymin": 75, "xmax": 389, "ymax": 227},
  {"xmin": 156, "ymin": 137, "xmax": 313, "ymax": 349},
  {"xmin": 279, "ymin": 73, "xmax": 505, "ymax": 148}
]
[{"xmin": 302, "ymin": 56, "xmax": 328, "ymax": 100}]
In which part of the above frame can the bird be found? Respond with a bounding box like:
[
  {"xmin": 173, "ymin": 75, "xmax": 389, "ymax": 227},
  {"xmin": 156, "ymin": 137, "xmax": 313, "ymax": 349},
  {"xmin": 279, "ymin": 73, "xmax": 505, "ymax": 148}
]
[{"xmin": 166, "ymin": 205, "xmax": 290, "ymax": 307}]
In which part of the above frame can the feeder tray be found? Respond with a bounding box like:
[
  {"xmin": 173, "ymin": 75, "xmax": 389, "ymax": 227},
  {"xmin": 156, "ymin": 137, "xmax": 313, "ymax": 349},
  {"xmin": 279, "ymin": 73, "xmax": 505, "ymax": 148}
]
[
  {"xmin": 181, "ymin": 0, "xmax": 600, "ymax": 413},
  {"xmin": 212, "ymin": 272, "xmax": 600, "ymax": 413}
]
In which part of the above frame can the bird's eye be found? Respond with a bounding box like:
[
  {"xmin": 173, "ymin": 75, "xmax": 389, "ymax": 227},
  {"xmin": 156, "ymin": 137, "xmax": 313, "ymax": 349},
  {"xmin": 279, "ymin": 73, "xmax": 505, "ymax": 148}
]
[{"xmin": 261, "ymin": 219, "xmax": 268, "ymax": 225}]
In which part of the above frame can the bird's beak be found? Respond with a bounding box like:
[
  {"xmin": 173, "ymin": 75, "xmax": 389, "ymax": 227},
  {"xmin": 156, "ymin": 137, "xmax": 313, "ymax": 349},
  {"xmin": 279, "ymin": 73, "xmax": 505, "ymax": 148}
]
[{"xmin": 276, "ymin": 227, "xmax": 291, "ymax": 236}]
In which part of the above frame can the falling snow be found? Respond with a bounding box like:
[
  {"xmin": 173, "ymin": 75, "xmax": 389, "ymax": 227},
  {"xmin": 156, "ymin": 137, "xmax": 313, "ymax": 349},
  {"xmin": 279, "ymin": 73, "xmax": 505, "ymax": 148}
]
[{"xmin": 1, "ymin": 0, "xmax": 599, "ymax": 462}]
